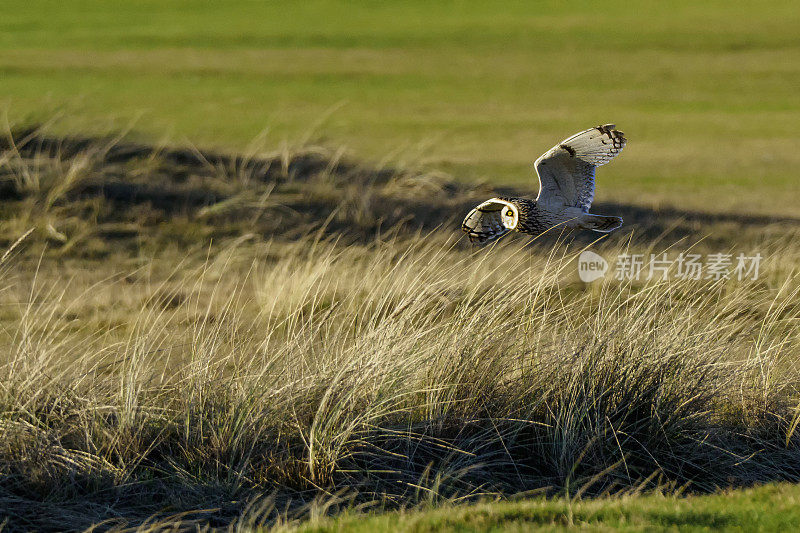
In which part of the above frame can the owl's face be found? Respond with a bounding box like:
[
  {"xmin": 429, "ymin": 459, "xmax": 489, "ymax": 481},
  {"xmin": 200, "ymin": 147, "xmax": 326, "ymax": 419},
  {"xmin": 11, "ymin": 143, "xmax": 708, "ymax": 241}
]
[{"xmin": 501, "ymin": 205, "xmax": 518, "ymax": 229}]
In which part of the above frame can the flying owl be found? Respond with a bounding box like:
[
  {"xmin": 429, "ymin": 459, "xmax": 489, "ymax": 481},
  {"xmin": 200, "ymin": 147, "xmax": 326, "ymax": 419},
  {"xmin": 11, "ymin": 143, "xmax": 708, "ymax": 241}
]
[{"xmin": 462, "ymin": 124, "xmax": 626, "ymax": 244}]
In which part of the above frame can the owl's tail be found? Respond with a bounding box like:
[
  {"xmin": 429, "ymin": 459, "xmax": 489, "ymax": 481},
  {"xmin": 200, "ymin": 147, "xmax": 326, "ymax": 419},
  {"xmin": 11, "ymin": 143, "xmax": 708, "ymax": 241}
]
[{"xmin": 579, "ymin": 214, "xmax": 623, "ymax": 233}]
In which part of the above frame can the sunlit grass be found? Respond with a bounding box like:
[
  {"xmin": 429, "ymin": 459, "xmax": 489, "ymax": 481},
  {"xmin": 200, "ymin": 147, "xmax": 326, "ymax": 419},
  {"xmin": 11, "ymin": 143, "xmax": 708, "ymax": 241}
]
[
  {"xmin": 0, "ymin": 124, "xmax": 798, "ymax": 530},
  {"xmin": 2, "ymin": 203, "xmax": 800, "ymax": 528}
]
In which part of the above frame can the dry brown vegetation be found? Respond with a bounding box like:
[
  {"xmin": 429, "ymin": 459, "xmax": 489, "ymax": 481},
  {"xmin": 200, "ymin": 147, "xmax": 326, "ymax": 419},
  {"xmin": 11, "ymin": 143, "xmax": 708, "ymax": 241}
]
[{"xmin": 2, "ymin": 126, "xmax": 800, "ymax": 530}]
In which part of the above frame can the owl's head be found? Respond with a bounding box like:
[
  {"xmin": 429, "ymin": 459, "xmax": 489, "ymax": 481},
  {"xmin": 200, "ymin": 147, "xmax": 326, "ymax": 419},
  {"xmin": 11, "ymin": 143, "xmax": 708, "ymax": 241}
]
[{"xmin": 461, "ymin": 197, "xmax": 519, "ymax": 243}]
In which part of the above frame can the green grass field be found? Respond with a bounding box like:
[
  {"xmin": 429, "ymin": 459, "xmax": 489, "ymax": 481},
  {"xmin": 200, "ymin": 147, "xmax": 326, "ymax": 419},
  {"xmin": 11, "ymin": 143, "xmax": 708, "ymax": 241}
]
[
  {"xmin": 2, "ymin": 2, "xmax": 800, "ymax": 531},
  {"xmin": 295, "ymin": 483, "xmax": 800, "ymax": 532},
  {"xmin": 2, "ymin": 0, "xmax": 799, "ymax": 213}
]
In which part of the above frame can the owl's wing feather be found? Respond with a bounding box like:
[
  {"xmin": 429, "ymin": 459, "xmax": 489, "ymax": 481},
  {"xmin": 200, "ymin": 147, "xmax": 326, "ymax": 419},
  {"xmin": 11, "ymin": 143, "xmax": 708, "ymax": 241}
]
[
  {"xmin": 534, "ymin": 124, "xmax": 626, "ymax": 212},
  {"xmin": 461, "ymin": 198, "xmax": 517, "ymax": 244}
]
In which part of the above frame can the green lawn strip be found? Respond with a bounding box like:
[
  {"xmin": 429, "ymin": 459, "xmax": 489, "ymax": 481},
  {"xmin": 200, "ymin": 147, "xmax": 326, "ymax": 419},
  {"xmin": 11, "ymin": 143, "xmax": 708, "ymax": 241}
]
[{"xmin": 293, "ymin": 483, "xmax": 800, "ymax": 532}]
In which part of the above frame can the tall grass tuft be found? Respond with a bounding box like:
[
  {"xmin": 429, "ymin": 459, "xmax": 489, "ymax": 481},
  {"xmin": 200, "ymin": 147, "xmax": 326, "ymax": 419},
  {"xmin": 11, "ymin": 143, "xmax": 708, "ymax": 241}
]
[
  {"xmin": 1, "ymin": 231, "xmax": 800, "ymax": 529},
  {"xmin": 2, "ymin": 125, "xmax": 800, "ymax": 529}
]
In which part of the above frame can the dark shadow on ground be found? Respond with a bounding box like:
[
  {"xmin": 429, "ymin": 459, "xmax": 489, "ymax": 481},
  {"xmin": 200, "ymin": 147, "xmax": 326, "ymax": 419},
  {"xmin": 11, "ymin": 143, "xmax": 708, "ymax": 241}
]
[{"xmin": 2, "ymin": 128, "xmax": 797, "ymax": 254}]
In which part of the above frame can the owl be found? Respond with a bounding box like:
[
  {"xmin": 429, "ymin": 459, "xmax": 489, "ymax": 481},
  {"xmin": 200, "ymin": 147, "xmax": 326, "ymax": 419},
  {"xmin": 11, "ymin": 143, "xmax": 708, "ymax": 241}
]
[{"xmin": 462, "ymin": 124, "xmax": 626, "ymax": 244}]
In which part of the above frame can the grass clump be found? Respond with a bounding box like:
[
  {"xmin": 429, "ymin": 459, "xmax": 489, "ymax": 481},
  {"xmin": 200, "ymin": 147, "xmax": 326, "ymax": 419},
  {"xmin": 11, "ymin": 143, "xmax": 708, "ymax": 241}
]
[
  {"xmin": 1, "ymin": 230, "xmax": 800, "ymax": 529},
  {"xmin": 1, "ymin": 128, "xmax": 800, "ymax": 529}
]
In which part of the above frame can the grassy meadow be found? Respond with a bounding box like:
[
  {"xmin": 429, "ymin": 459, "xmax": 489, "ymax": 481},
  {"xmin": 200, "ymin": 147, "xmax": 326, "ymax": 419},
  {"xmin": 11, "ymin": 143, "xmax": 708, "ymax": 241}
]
[
  {"xmin": 2, "ymin": 0, "xmax": 800, "ymax": 213},
  {"xmin": 1, "ymin": 1, "xmax": 800, "ymax": 531}
]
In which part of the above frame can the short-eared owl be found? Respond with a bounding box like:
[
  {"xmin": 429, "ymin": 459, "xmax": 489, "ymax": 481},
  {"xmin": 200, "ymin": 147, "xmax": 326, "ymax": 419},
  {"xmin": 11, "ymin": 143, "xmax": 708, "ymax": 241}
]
[{"xmin": 462, "ymin": 124, "xmax": 626, "ymax": 244}]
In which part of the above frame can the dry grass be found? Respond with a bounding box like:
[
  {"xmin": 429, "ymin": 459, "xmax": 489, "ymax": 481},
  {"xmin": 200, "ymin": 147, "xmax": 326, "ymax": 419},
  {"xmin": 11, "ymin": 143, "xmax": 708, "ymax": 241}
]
[{"xmin": 1, "ymin": 128, "xmax": 800, "ymax": 530}]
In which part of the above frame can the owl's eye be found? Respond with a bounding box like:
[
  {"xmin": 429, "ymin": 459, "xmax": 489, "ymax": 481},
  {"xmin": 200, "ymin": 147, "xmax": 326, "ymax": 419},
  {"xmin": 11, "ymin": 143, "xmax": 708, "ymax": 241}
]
[{"xmin": 505, "ymin": 209, "xmax": 514, "ymax": 217}]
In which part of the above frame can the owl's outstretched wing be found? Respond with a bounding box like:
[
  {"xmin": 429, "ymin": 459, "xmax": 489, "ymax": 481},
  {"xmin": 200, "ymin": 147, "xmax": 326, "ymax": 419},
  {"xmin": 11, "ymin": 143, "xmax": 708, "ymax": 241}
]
[
  {"xmin": 534, "ymin": 124, "xmax": 626, "ymax": 212},
  {"xmin": 461, "ymin": 198, "xmax": 518, "ymax": 244}
]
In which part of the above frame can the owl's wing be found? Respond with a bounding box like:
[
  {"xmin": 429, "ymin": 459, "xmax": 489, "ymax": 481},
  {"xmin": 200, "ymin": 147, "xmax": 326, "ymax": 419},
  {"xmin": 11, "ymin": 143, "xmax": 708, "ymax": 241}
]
[
  {"xmin": 534, "ymin": 124, "xmax": 626, "ymax": 212},
  {"xmin": 461, "ymin": 198, "xmax": 518, "ymax": 244}
]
